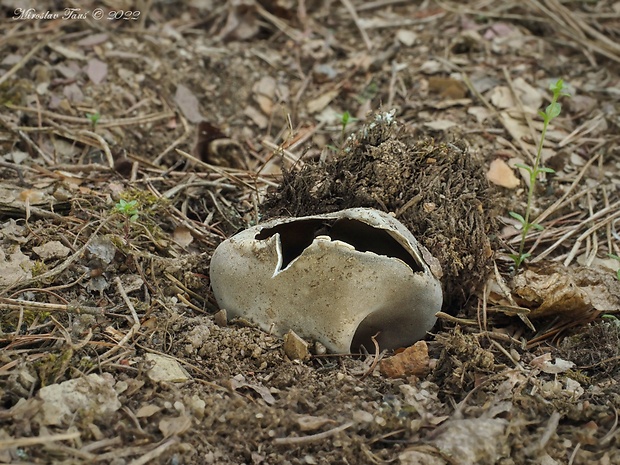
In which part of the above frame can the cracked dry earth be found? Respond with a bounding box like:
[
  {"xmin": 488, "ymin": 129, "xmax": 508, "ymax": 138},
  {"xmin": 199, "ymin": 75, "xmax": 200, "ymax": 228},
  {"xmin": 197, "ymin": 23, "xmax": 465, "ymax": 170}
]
[{"xmin": 1, "ymin": 1, "xmax": 620, "ymax": 464}]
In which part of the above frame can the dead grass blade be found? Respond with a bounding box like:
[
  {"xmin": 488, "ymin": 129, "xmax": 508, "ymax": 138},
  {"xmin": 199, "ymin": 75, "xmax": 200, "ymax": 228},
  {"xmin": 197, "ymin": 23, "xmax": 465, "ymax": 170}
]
[
  {"xmin": 0, "ymin": 432, "xmax": 81, "ymax": 449},
  {"xmin": 340, "ymin": 0, "xmax": 373, "ymax": 50},
  {"xmin": 274, "ymin": 421, "xmax": 354, "ymax": 446},
  {"xmin": 0, "ymin": 297, "xmax": 105, "ymax": 316}
]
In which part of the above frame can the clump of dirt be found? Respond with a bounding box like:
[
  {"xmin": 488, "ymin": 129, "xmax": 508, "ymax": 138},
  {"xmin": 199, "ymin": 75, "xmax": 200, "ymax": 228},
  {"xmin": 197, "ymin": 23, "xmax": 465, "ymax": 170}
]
[
  {"xmin": 263, "ymin": 113, "xmax": 498, "ymax": 313},
  {"xmin": 431, "ymin": 328, "xmax": 496, "ymax": 399},
  {"xmin": 558, "ymin": 320, "xmax": 620, "ymax": 383}
]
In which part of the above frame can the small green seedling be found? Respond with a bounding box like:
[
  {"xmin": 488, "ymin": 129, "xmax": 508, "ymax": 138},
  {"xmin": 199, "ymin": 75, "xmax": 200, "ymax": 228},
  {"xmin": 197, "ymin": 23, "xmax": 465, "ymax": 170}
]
[
  {"xmin": 340, "ymin": 110, "xmax": 357, "ymax": 131},
  {"xmin": 601, "ymin": 314, "xmax": 620, "ymax": 326},
  {"xmin": 114, "ymin": 199, "xmax": 139, "ymax": 221},
  {"xmin": 509, "ymin": 79, "xmax": 570, "ymax": 269},
  {"xmin": 355, "ymin": 81, "xmax": 379, "ymax": 104},
  {"xmin": 86, "ymin": 112, "xmax": 101, "ymax": 130},
  {"xmin": 337, "ymin": 110, "xmax": 358, "ymax": 144},
  {"xmin": 608, "ymin": 254, "xmax": 620, "ymax": 281},
  {"xmin": 327, "ymin": 111, "xmax": 359, "ymax": 152},
  {"xmin": 114, "ymin": 198, "xmax": 140, "ymax": 239}
]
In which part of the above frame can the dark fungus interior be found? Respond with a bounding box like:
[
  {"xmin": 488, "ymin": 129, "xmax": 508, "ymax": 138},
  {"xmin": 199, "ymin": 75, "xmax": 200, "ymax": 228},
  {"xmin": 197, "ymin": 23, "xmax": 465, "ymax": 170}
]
[{"xmin": 255, "ymin": 217, "xmax": 423, "ymax": 272}]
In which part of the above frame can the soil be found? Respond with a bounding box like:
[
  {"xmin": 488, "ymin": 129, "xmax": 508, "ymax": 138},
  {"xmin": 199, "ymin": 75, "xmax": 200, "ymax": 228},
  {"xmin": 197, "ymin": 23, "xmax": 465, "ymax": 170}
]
[{"xmin": 1, "ymin": 1, "xmax": 620, "ymax": 464}]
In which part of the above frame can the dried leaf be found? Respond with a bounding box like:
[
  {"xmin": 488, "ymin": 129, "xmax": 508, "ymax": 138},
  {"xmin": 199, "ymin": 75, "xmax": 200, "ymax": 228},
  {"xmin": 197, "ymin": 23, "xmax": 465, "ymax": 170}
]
[
  {"xmin": 0, "ymin": 246, "xmax": 33, "ymax": 286},
  {"xmin": 159, "ymin": 415, "xmax": 192, "ymax": 437},
  {"xmin": 32, "ymin": 241, "xmax": 71, "ymax": 260},
  {"xmin": 244, "ymin": 105, "xmax": 269, "ymax": 129},
  {"xmin": 219, "ymin": 0, "xmax": 259, "ymax": 41},
  {"xmin": 428, "ymin": 77, "xmax": 467, "ymax": 99},
  {"xmin": 512, "ymin": 262, "xmax": 620, "ymax": 319},
  {"xmin": 63, "ymin": 83, "xmax": 84, "ymax": 103},
  {"xmin": 499, "ymin": 111, "xmax": 536, "ymax": 149},
  {"xmin": 255, "ymin": 94, "xmax": 273, "ymax": 115},
  {"xmin": 420, "ymin": 60, "xmax": 443, "ymax": 74},
  {"xmin": 173, "ymin": 226, "xmax": 194, "ymax": 248},
  {"xmin": 468, "ymin": 106, "xmax": 491, "ymax": 123},
  {"xmin": 296, "ymin": 415, "xmax": 334, "ymax": 432},
  {"xmin": 307, "ymin": 88, "xmax": 340, "ymax": 114},
  {"xmin": 120, "ymin": 274, "xmax": 144, "ymax": 294},
  {"xmin": 253, "ymin": 76, "xmax": 276, "ymax": 98},
  {"xmin": 48, "ymin": 42, "xmax": 86, "ymax": 61},
  {"xmin": 487, "ymin": 158, "xmax": 520, "ymax": 188},
  {"xmin": 2, "ymin": 54, "xmax": 21, "ymax": 66},
  {"xmin": 230, "ymin": 374, "xmax": 276, "ymax": 405},
  {"xmin": 424, "ymin": 120, "xmax": 457, "ymax": 131},
  {"xmin": 530, "ymin": 354, "xmax": 575, "ymax": 374},
  {"xmin": 483, "ymin": 22, "xmax": 514, "ymax": 40},
  {"xmin": 313, "ymin": 63, "xmax": 338, "ymax": 82},
  {"xmin": 431, "ymin": 98, "xmax": 472, "ymax": 110},
  {"xmin": 175, "ymin": 84, "xmax": 203, "ymax": 123},
  {"xmin": 568, "ymin": 95, "xmax": 598, "ymax": 115},
  {"xmin": 76, "ymin": 33, "xmax": 109, "ymax": 47},
  {"xmin": 489, "ymin": 86, "xmax": 514, "ymax": 109},
  {"xmin": 136, "ymin": 404, "xmax": 161, "ymax": 418},
  {"xmin": 396, "ymin": 29, "xmax": 418, "ymax": 47},
  {"xmin": 512, "ymin": 77, "xmax": 543, "ymax": 112},
  {"xmin": 86, "ymin": 58, "xmax": 108, "ymax": 85},
  {"xmin": 253, "ymin": 76, "xmax": 277, "ymax": 115}
]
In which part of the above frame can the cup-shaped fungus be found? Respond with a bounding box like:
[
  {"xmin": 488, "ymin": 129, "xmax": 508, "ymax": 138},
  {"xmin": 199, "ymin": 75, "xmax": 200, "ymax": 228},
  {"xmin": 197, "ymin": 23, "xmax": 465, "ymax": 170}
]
[{"xmin": 210, "ymin": 208, "xmax": 443, "ymax": 354}]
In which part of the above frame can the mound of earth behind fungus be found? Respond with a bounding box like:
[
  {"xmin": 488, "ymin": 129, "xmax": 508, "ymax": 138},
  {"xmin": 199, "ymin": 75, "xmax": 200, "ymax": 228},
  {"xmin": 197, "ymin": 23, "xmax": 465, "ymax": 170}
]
[{"xmin": 262, "ymin": 113, "xmax": 497, "ymax": 313}]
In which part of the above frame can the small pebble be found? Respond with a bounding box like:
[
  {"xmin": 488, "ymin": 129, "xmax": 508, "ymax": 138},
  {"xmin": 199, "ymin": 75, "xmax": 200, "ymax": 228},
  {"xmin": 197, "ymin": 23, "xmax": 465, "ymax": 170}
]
[
  {"xmin": 283, "ymin": 330, "xmax": 310, "ymax": 361},
  {"xmin": 214, "ymin": 309, "xmax": 228, "ymax": 327}
]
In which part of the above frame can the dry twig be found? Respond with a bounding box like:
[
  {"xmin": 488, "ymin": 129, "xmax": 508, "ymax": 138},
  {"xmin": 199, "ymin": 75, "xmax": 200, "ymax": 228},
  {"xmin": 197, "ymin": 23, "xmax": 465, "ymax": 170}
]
[
  {"xmin": 340, "ymin": 0, "xmax": 373, "ymax": 50},
  {"xmin": 0, "ymin": 297, "xmax": 105, "ymax": 316},
  {"xmin": 273, "ymin": 421, "xmax": 354, "ymax": 446},
  {"xmin": 0, "ymin": 432, "xmax": 81, "ymax": 449}
]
